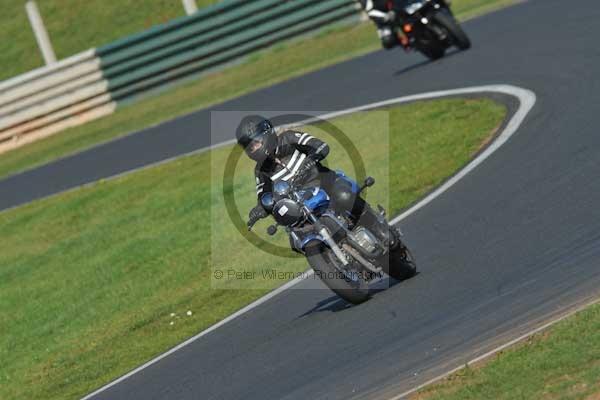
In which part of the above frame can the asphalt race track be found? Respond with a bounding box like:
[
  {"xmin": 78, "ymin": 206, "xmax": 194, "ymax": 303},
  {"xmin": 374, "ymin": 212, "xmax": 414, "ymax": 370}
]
[{"xmin": 4, "ymin": 0, "xmax": 600, "ymax": 399}]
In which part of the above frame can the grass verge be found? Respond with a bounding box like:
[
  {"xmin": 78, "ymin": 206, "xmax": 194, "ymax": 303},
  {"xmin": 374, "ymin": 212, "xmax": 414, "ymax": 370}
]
[
  {"xmin": 0, "ymin": 0, "xmax": 517, "ymax": 180},
  {"xmin": 414, "ymin": 302, "xmax": 600, "ymax": 400},
  {"xmin": 0, "ymin": 98, "xmax": 505, "ymax": 399},
  {"xmin": 0, "ymin": 0, "xmax": 218, "ymax": 81}
]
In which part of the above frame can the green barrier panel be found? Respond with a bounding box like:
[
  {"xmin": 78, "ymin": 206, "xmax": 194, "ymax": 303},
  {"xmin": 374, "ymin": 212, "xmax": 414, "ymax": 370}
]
[
  {"xmin": 100, "ymin": 0, "xmax": 286, "ymax": 72},
  {"xmin": 102, "ymin": 0, "xmax": 326, "ymax": 77},
  {"xmin": 1, "ymin": 0, "xmax": 361, "ymax": 146},
  {"xmin": 99, "ymin": 0, "xmax": 282, "ymax": 68},
  {"xmin": 105, "ymin": 0, "xmax": 356, "ymax": 91},
  {"xmin": 96, "ymin": 0, "xmax": 257, "ymax": 55},
  {"xmin": 110, "ymin": 5, "xmax": 358, "ymax": 102}
]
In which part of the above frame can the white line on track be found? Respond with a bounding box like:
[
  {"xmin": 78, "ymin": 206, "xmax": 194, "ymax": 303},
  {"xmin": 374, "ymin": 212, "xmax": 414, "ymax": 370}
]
[{"xmin": 82, "ymin": 84, "xmax": 535, "ymax": 399}]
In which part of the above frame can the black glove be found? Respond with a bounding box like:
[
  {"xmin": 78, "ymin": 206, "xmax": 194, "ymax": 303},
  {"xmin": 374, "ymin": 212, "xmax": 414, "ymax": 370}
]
[
  {"xmin": 247, "ymin": 205, "xmax": 268, "ymax": 230},
  {"xmin": 307, "ymin": 152, "xmax": 323, "ymax": 162}
]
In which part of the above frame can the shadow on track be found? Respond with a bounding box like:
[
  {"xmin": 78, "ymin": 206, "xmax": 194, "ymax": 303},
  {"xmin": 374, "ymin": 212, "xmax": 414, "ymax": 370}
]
[
  {"xmin": 297, "ymin": 295, "xmax": 352, "ymax": 317},
  {"xmin": 393, "ymin": 48, "xmax": 462, "ymax": 76},
  {"xmin": 297, "ymin": 273, "xmax": 419, "ymax": 318}
]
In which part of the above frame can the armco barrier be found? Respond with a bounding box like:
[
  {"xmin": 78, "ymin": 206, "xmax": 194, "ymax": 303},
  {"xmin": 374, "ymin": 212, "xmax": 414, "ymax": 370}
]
[{"xmin": 0, "ymin": 0, "xmax": 361, "ymax": 155}]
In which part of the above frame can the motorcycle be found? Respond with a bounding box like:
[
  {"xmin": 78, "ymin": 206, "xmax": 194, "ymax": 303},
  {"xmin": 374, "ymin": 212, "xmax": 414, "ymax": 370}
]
[
  {"xmin": 391, "ymin": 0, "xmax": 471, "ymax": 60},
  {"xmin": 249, "ymin": 171, "xmax": 417, "ymax": 304}
]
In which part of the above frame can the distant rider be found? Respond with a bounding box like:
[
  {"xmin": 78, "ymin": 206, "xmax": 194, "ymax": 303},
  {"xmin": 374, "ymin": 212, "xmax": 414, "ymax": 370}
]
[
  {"xmin": 358, "ymin": 0, "xmax": 452, "ymax": 49},
  {"xmin": 358, "ymin": 0, "xmax": 402, "ymax": 50}
]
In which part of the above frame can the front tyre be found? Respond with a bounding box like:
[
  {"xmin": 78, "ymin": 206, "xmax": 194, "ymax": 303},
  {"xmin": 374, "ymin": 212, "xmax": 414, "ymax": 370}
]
[
  {"xmin": 306, "ymin": 243, "xmax": 370, "ymax": 305},
  {"xmin": 384, "ymin": 227, "xmax": 417, "ymax": 281},
  {"xmin": 433, "ymin": 10, "xmax": 471, "ymax": 50},
  {"xmin": 419, "ymin": 44, "xmax": 446, "ymax": 60}
]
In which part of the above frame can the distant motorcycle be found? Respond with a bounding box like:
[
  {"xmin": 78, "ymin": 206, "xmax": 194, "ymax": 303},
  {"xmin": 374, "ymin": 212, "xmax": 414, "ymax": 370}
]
[
  {"xmin": 392, "ymin": 0, "xmax": 471, "ymax": 60},
  {"xmin": 249, "ymin": 172, "xmax": 417, "ymax": 304}
]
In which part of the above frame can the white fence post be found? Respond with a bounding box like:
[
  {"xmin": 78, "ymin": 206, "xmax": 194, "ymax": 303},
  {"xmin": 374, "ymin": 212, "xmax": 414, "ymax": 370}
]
[
  {"xmin": 25, "ymin": 0, "xmax": 57, "ymax": 65},
  {"xmin": 182, "ymin": 0, "xmax": 198, "ymax": 15}
]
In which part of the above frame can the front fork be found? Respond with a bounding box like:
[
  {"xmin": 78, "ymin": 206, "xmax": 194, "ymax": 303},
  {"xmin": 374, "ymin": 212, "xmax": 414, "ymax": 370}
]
[
  {"xmin": 304, "ymin": 204, "xmax": 392, "ymax": 269},
  {"xmin": 305, "ymin": 207, "xmax": 350, "ymax": 266}
]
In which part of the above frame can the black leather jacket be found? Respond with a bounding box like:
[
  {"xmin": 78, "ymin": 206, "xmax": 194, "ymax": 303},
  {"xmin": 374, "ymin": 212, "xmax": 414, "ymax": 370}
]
[
  {"xmin": 254, "ymin": 130, "xmax": 330, "ymax": 205},
  {"xmin": 359, "ymin": 0, "xmax": 394, "ymax": 26}
]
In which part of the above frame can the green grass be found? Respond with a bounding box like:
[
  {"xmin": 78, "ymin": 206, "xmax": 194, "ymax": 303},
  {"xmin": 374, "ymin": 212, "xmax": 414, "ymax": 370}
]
[
  {"xmin": 0, "ymin": 0, "xmax": 218, "ymax": 81},
  {"xmin": 0, "ymin": 0, "xmax": 516, "ymax": 180},
  {"xmin": 0, "ymin": 98, "xmax": 506, "ymax": 399},
  {"xmin": 0, "ymin": 0, "xmax": 44, "ymax": 81},
  {"xmin": 415, "ymin": 303, "xmax": 600, "ymax": 400}
]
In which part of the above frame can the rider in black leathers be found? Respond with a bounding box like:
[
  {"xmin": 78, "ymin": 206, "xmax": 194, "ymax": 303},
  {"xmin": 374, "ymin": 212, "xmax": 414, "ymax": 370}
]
[
  {"xmin": 236, "ymin": 115, "xmax": 365, "ymax": 229},
  {"xmin": 358, "ymin": 0, "xmax": 402, "ymax": 50},
  {"xmin": 236, "ymin": 116, "xmax": 416, "ymax": 281},
  {"xmin": 359, "ymin": 0, "xmax": 453, "ymax": 50}
]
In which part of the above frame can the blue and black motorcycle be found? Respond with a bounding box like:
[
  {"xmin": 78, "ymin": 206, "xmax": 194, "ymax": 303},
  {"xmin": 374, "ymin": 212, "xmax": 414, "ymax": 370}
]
[{"xmin": 251, "ymin": 171, "xmax": 417, "ymax": 304}]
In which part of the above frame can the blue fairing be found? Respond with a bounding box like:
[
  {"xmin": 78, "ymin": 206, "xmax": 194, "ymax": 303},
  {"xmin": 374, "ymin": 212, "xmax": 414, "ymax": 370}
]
[
  {"xmin": 335, "ymin": 170, "xmax": 360, "ymax": 193},
  {"xmin": 296, "ymin": 171, "xmax": 359, "ymax": 253},
  {"xmin": 302, "ymin": 171, "xmax": 359, "ymax": 212},
  {"xmin": 303, "ymin": 188, "xmax": 329, "ymax": 211},
  {"xmin": 300, "ymin": 234, "xmax": 322, "ymax": 250}
]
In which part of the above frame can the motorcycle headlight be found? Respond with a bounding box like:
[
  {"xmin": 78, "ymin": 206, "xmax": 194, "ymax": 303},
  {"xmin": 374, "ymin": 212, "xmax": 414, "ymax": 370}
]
[
  {"xmin": 273, "ymin": 198, "xmax": 304, "ymax": 227},
  {"xmin": 260, "ymin": 192, "xmax": 274, "ymax": 212},
  {"xmin": 405, "ymin": 1, "xmax": 425, "ymax": 15},
  {"xmin": 353, "ymin": 227, "xmax": 379, "ymax": 254},
  {"xmin": 274, "ymin": 181, "xmax": 291, "ymax": 196}
]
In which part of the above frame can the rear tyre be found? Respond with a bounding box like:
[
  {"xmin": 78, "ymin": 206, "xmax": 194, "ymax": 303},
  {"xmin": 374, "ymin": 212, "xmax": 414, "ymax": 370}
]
[
  {"xmin": 433, "ymin": 10, "xmax": 471, "ymax": 50},
  {"xmin": 306, "ymin": 243, "xmax": 370, "ymax": 305}
]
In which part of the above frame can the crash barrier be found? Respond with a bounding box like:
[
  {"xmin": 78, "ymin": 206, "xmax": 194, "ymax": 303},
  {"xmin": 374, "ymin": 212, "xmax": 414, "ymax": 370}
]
[{"xmin": 0, "ymin": 0, "xmax": 361, "ymax": 154}]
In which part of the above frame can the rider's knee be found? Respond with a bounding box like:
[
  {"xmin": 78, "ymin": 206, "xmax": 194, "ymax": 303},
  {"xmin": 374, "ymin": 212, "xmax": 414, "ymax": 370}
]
[
  {"xmin": 378, "ymin": 27, "xmax": 398, "ymax": 50},
  {"xmin": 330, "ymin": 178, "xmax": 365, "ymax": 217},
  {"xmin": 330, "ymin": 178, "xmax": 355, "ymax": 211}
]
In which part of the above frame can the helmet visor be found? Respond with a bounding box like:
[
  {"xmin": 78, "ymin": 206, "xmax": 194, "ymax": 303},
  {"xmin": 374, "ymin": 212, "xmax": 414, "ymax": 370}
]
[
  {"xmin": 246, "ymin": 120, "xmax": 273, "ymax": 153},
  {"xmin": 255, "ymin": 119, "xmax": 273, "ymax": 135},
  {"xmin": 248, "ymin": 137, "xmax": 265, "ymax": 154}
]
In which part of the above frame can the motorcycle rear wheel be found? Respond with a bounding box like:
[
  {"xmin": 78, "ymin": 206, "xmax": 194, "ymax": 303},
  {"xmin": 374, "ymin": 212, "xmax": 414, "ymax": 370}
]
[{"xmin": 306, "ymin": 243, "xmax": 370, "ymax": 305}]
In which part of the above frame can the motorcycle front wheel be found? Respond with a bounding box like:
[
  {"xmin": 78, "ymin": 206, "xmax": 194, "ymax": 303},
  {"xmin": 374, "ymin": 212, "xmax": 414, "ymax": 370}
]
[
  {"xmin": 433, "ymin": 10, "xmax": 471, "ymax": 50},
  {"xmin": 419, "ymin": 44, "xmax": 446, "ymax": 60},
  {"xmin": 306, "ymin": 243, "xmax": 370, "ymax": 305},
  {"xmin": 384, "ymin": 227, "xmax": 418, "ymax": 281}
]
